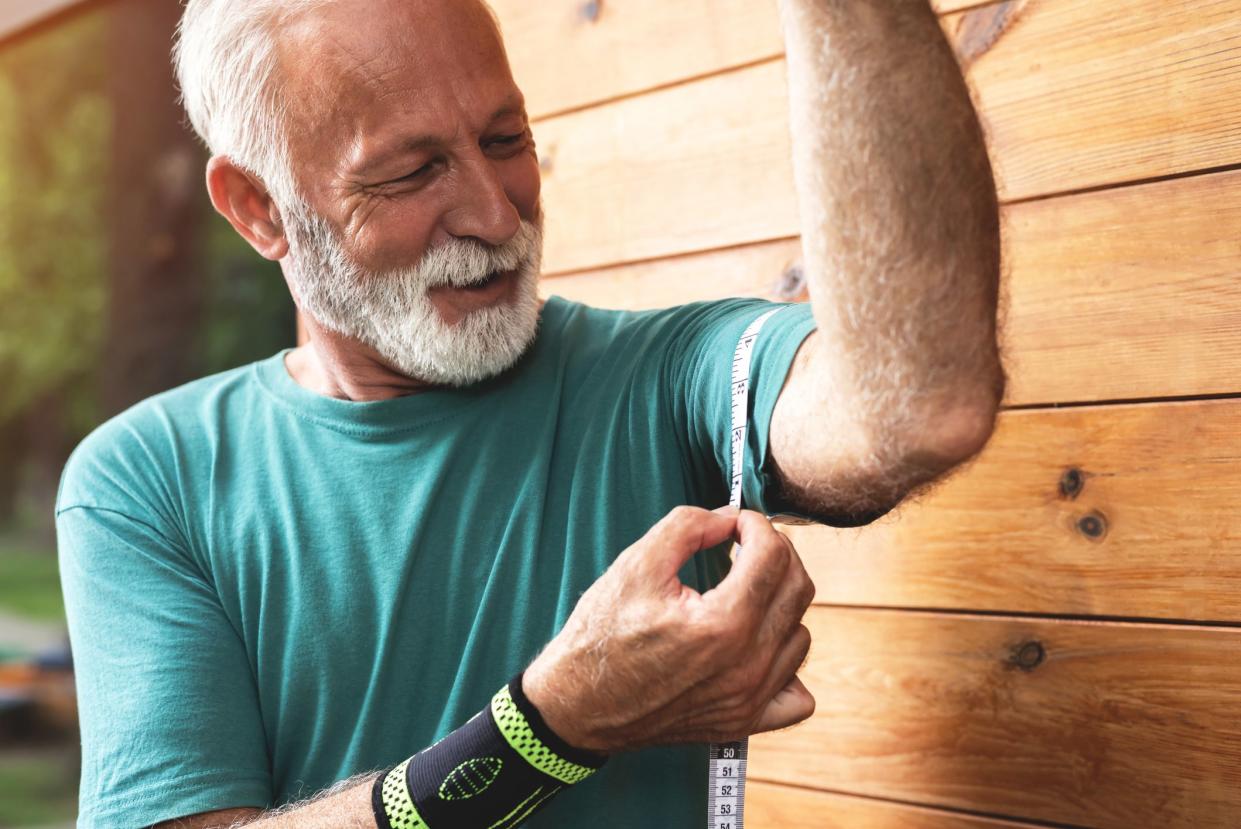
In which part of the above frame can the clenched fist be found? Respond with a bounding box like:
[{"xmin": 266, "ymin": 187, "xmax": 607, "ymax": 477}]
[{"xmin": 523, "ymin": 506, "xmax": 817, "ymax": 754}]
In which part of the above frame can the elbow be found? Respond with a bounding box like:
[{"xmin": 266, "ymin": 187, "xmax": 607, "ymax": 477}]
[{"xmin": 899, "ymin": 370, "xmax": 1005, "ymax": 476}]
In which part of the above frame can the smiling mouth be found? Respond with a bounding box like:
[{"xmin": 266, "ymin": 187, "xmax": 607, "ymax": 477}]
[{"xmin": 457, "ymin": 268, "xmax": 514, "ymax": 291}]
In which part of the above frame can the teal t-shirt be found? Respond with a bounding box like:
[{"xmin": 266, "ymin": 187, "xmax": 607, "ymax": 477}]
[{"xmin": 56, "ymin": 296, "xmax": 817, "ymax": 828}]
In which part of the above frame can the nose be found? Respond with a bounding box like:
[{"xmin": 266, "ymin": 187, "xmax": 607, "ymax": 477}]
[{"xmin": 441, "ymin": 152, "xmax": 522, "ymax": 247}]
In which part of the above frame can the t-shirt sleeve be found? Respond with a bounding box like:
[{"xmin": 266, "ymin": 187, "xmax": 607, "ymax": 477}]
[
  {"xmin": 660, "ymin": 299, "xmax": 821, "ymax": 521},
  {"xmin": 57, "ymin": 504, "xmax": 272, "ymax": 827}
]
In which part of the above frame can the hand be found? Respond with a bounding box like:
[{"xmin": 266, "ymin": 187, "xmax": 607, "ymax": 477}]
[{"xmin": 523, "ymin": 506, "xmax": 817, "ymax": 754}]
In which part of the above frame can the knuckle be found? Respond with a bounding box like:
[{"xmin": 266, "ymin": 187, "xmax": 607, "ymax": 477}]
[
  {"xmin": 655, "ymin": 505, "xmax": 707, "ymax": 543},
  {"xmin": 666, "ymin": 505, "xmax": 701, "ymax": 525},
  {"xmin": 799, "ymin": 576, "xmax": 817, "ymax": 608}
]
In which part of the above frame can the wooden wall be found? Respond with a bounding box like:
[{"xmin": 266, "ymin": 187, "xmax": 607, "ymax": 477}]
[
  {"xmin": 494, "ymin": 0, "xmax": 1241, "ymax": 826},
  {"xmin": 0, "ymin": 0, "xmax": 89, "ymax": 42}
]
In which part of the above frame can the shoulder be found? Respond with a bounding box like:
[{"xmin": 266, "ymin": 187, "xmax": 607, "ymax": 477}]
[{"xmin": 56, "ymin": 359, "xmax": 266, "ymax": 517}]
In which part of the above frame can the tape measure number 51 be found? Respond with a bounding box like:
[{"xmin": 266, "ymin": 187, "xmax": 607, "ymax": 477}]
[{"xmin": 708, "ymin": 307, "xmax": 781, "ymax": 829}]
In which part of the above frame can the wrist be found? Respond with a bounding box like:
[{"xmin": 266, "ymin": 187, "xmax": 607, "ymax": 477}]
[
  {"xmin": 521, "ymin": 660, "xmax": 609, "ymax": 755},
  {"xmin": 372, "ymin": 675, "xmax": 607, "ymax": 829}
]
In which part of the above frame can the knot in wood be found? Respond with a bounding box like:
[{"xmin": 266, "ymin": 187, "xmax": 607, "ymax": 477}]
[
  {"xmin": 1076, "ymin": 511, "xmax": 1108, "ymax": 541},
  {"xmin": 579, "ymin": 0, "xmax": 602, "ymax": 23},
  {"xmin": 1011, "ymin": 640, "xmax": 1046, "ymax": 672},
  {"xmin": 1059, "ymin": 467, "xmax": 1084, "ymax": 499},
  {"xmin": 774, "ymin": 262, "xmax": 807, "ymax": 301}
]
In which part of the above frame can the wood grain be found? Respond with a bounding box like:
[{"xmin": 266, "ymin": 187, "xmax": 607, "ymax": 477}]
[
  {"xmin": 749, "ymin": 607, "xmax": 1241, "ymax": 829},
  {"xmin": 533, "ymin": 1, "xmax": 1241, "ymax": 273},
  {"xmin": 544, "ymin": 168, "xmax": 1241, "ymax": 405},
  {"xmin": 540, "ymin": 237, "xmax": 806, "ymax": 309},
  {"xmin": 1000, "ymin": 167, "xmax": 1241, "ymax": 405},
  {"xmin": 536, "ymin": 59, "xmax": 797, "ymax": 275},
  {"xmin": 786, "ymin": 398, "xmax": 1241, "ymax": 622},
  {"xmin": 748, "ymin": 782, "xmax": 1041, "ymax": 828},
  {"xmin": 492, "ymin": 0, "xmax": 784, "ymax": 120},
  {"xmin": 947, "ymin": 0, "xmax": 1241, "ymax": 200}
]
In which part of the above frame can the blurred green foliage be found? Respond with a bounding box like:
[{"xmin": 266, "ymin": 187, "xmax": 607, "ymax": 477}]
[
  {"xmin": 0, "ymin": 4, "xmax": 294, "ymax": 550},
  {"xmin": 0, "ymin": 6, "xmax": 294, "ymax": 824},
  {"xmin": 0, "ymin": 751, "xmax": 78, "ymax": 826},
  {"xmin": 0, "ymin": 540, "xmax": 64, "ymax": 622},
  {"xmin": 0, "ymin": 14, "xmax": 110, "ymax": 433}
]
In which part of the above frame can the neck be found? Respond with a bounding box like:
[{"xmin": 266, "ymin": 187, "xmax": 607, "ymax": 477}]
[{"xmin": 285, "ymin": 317, "xmax": 439, "ymax": 402}]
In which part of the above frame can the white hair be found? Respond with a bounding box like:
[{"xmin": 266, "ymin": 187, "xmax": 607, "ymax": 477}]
[
  {"xmin": 173, "ymin": 0, "xmax": 503, "ymax": 207},
  {"xmin": 175, "ymin": 0, "xmax": 541, "ymax": 387},
  {"xmin": 284, "ymin": 202, "xmax": 544, "ymax": 386},
  {"xmin": 172, "ymin": 0, "xmax": 331, "ymax": 206}
]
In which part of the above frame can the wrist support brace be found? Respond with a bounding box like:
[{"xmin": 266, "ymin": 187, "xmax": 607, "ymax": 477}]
[{"xmin": 372, "ymin": 674, "xmax": 606, "ymax": 829}]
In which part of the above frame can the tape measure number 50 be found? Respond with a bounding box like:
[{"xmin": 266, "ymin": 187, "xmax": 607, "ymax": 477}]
[{"xmin": 708, "ymin": 307, "xmax": 781, "ymax": 829}]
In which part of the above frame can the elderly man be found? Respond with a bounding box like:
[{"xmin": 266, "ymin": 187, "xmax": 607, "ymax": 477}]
[{"xmin": 56, "ymin": 0, "xmax": 1002, "ymax": 826}]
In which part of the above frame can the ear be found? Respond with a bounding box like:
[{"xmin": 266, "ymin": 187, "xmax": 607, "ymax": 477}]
[{"xmin": 206, "ymin": 156, "xmax": 290, "ymax": 261}]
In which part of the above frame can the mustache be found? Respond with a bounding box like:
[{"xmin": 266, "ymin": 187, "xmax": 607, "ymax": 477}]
[{"xmin": 417, "ymin": 221, "xmax": 543, "ymax": 289}]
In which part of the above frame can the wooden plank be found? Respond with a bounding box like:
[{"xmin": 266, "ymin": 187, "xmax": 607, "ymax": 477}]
[
  {"xmin": 540, "ymin": 237, "xmax": 806, "ymax": 309},
  {"xmin": 947, "ymin": 0, "xmax": 1241, "ymax": 200},
  {"xmin": 750, "ymin": 607, "xmax": 1241, "ymax": 829},
  {"xmin": 786, "ymin": 398, "xmax": 1241, "ymax": 622},
  {"xmin": 543, "ymin": 168, "xmax": 1241, "ymax": 405},
  {"xmin": 1000, "ymin": 167, "xmax": 1241, "ymax": 405},
  {"xmin": 536, "ymin": 59, "xmax": 797, "ymax": 275},
  {"xmin": 0, "ymin": 0, "xmax": 84, "ymax": 40},
  {"xmin": 748, "ymin": 781, "xmax": 1040, "ymax": 828},
  {"xmin": 492, "ymin": 0, "xmax": 783, "ymax": 120},
  {"xmin": 495, "ymin": 1, "xmax": 976, "ymax": 120},
  {"xmin": 534, "ymin": 2, "xmax": 1241, "ymax": 273}
]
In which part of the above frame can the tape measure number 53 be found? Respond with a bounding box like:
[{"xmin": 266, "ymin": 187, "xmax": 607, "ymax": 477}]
[{"xmin": 708, "ymin": 307, "xmax": 781, "ymax": 829}]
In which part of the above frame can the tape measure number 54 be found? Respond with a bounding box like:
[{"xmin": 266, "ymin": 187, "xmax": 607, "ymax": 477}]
[{"xmin": 708, "ymin": 307, "xmax": 781, "ymax": 829}]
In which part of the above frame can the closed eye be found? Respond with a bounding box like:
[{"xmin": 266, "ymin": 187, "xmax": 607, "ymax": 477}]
[
  {"xmin": 487, "ymin": 133, "xmax": 526, "ymax": 147},
  {"xmin": 393, "ymin": 162, "xmax": 436, "ymax": 184}
]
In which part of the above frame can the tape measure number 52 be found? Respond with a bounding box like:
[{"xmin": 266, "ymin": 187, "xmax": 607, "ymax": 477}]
[{"xmin": 708, "ymin": 307, "xmax": 781, "ymax": 829}]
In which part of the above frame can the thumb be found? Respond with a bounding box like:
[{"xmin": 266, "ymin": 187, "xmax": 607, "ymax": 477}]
[
  {"xmin": 628, "ymin": 506, "xmax": 740, "ymax": 580},
  {"xmin": 752, "ymin": 675, "xmax": 816, "ymax": 734}
]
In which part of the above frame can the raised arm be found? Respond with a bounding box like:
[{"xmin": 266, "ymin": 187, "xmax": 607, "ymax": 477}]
[{"xmin": 770, "ymin": 0, "xmax": 1005, "ymax": 522}]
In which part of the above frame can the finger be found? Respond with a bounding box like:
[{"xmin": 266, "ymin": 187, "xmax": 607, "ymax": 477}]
[
  {"xmin": 627, "ymin": 506, "xmax": 740, "ymax": 579},
  {"xmin": 755, "ymin": 534, "xmax": 816, "ymax": 647},
  {"xmin": 714, "ymin": 510, "xmax": 792, "ymax": 605},
  {"xmin": 756, "ymin": 623, "xmax": 812, "ymax": 705},
  {"xmin": 751, "ymin": 675, "xmax": 816, "ymax": 734}
]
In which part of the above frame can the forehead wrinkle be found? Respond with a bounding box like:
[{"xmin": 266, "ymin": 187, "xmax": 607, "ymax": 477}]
[{"xmin": 273, "ymin": 0, "xmax": 523, "ymax": 185}]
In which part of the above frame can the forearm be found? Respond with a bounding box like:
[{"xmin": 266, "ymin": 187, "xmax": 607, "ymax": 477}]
[
  {"xmin": 780, "ymin": 0, "xmax": 1004, "ymax": 459},
  {"xmin": 157, "ymin": 678, "xmax": 603, "ymax": 829},
  {"xmin": 227, "ymin": 778, "xmax": 376, "ymax": 828},
  {"xmin": 155, "ymin": 776, "xmax": 376, "ymax": 828}
]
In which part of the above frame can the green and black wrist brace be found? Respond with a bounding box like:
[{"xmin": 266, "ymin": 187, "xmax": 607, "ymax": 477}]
[{"xmin": 372, "ymin": 674, "xmax": 607, "ymax": 829}]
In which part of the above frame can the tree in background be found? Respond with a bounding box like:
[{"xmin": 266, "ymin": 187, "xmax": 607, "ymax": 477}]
[
  {"xmin": 0, "ymin": 0, "xmax": 294, "ymax": 544},
  {"xmin": 0, "ymin": 12, "xmax": 109, "ymax": 529}
]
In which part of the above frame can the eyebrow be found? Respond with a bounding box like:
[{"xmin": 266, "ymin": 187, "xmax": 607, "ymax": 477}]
[{"xmin": 349, "ymin": 99, "xmax": 528, "ymax": 177}]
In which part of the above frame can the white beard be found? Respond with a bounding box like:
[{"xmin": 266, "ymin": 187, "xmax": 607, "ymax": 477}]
[{"xmin": 283, "ymin": 206, "xmax": 543, "ymax": 388}]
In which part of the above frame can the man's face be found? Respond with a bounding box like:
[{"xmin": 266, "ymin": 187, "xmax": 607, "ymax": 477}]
[{"xmin": 275, "ymin": 0, "xmax": 545, "ymax": 384}]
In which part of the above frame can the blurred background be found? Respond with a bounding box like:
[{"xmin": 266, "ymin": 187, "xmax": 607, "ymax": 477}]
[
  {"xmin": 0, "ymin": 2, "xmax": 293, "ymax": 825},
  {"xmin": 4, "ymin": 0, "xmax": 1241, "ymax": 827}
]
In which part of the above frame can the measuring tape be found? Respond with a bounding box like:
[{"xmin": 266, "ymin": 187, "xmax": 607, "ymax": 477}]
[{"xmin": 708, "ymin": 307, "xmax": 781, "ymax": 829}]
